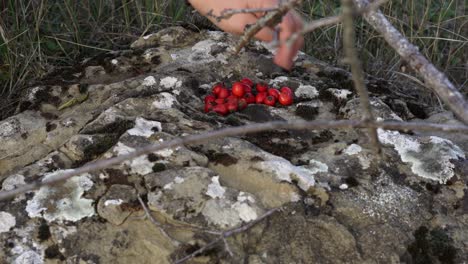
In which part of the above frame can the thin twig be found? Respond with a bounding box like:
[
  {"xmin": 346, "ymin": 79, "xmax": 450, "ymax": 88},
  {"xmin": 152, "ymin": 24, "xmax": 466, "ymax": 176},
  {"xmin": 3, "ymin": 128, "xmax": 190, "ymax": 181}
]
[
  {"xmin": 174, "ymin": 208, "xmax": 280, "ymax": 264},
  {"xmin": 208, "ymin": 7, "xmax": 279, "ymax": 22},
  {"xmin": 341, "ymin": 0, "xmax": 381, "ymax": 154},
  {"xmin": 353, "ymin": 0, "xmax": 468, "ymax": 124},
  {"xmin": 137, "ymin": 195, "xmax": 178, "ymax": 244},
  {"xmin": 0, "ymin": 120, "xmax": 467, "ymax": 201},
  {"xmin": 287, "ymin": 0, "xmax": 389, "ymax": 48},
  {"xmin": 233, "ymin": 0, "xmax": 302, "ymax": 54}
]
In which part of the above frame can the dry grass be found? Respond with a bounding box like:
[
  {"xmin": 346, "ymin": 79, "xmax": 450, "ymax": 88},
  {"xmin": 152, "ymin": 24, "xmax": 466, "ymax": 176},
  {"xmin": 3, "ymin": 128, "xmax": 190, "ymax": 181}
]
[{"xmin": 0, "ymin": 0, "xmax": 466, "ymax": 118}]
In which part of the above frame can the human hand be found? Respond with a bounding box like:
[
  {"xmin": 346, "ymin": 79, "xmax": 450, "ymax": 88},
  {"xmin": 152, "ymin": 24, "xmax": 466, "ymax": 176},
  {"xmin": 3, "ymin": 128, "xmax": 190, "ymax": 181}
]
[{"xmin": 188, "ymin": 0, "xmax": 304, "ymax": 70}]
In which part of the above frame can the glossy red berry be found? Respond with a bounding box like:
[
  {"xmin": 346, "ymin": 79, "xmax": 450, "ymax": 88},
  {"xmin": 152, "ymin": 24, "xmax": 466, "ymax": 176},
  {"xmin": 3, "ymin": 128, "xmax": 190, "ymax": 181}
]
[
  {"xmin": 244, "ymin": 85, "xmax": 252, "ymax": 94},
  {"xmin": 204, "ymin": 102, "xmax": 215, "ymax": 113},
  {"xmin": 244, "ymin": 92, "xmax": 255, "ymax": 104},
  {"xmin": 268, "ymin": 88, "xmax": 280, "ymax": 99},
  {"xmin": 204, "ymin": 95, "xmax": 216, "ymax": 104},
  {"xmin": 215, "ymin": 98, "xmax": 225, "ymax": 105},
  {"xmin": 212, "ymin": 83, "xmax": 224, "ymax": 95},
  {"xmin": 218, "ymin": 88, "xmax": 229, "ymax": 99},
  {"xmin": 238, "ymin": 98, "xmax": 248, "ymax": 110},
  {"xmin": 278, "ymin": 92, "xmax": 293, "ymax": 106},
  {"xmin": 255, "ymin": 92, "xmax": 267, "ymax": 104},
  {"xmin": 213, "ymin": 104, "xmax": 229, "ymax": 116},
  {"xmin": 226, "ymin": 101, "xmax": 238, "ymax": 112},
  {"xmin": 256, "ymin": 83, "xmax": 268, "ymax": 93},
  {"xmin": 232, "ymin": 82, "xmax": 246, "ymax": 98},
  {"xmin": 263, "ymin": 95, "xmax": 276, "ymax": 106},
  {"xmin": 240, "ymin": 78, "xmax": 253, "ymax": 87},
  {"xmin": 280, "ymin": 87, "xmax": 292, "ymax": 95}
]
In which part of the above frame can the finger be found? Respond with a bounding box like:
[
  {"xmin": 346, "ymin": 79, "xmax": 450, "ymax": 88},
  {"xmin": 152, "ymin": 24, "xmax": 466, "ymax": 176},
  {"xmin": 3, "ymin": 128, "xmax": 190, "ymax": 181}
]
[
  {"xmin": 274, "ymin": 12, "xmax": 304, "ymax": 70},
  {"xmin": 211, "ymin": 12, "xmax": 276, "ymax": 42}
]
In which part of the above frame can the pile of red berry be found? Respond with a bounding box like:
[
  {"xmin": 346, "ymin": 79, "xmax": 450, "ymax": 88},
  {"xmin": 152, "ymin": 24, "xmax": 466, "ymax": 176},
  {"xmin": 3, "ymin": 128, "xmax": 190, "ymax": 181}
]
[{"xmin": 204, "ymin": 78, "xmax": 294, "ymax": 116}]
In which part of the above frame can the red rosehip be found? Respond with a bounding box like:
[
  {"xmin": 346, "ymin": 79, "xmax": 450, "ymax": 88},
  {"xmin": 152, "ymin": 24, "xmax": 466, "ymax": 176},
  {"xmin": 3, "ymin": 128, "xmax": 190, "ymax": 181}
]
[
  {"xmin": 213, "ymin": 104, "xmax": 229, "ymax": 116},
  {"xmin": 256, "ymin": 83, "xmax": 268, "ymax": 93},
  {"xmin": 268, "ymin": 88, "xmax": 280, "ymax": 99},
  {"xmin": 232, "ymin": 82, "xmax": 246, "ymax": 98},
  {"xmin": 240, "ymin": 78, "xmax": 253, "ymax": 87},
  {"xmin": 238, "ymin": 98, "xmax": 248, "ymax": 110},
  {"xmin": 255, "ymin": 92, "xmax": 267, "ymax": 104},
  {"xmin": 280, "ymin": 87, "xmax": 292, "ymax": 95},
  {"xmin": 218, "ymin": 88, "xmax": 229, "ymax": 99},
  {"xmin": 244, "ymin": 85, "xmax": 252, "ymax": 94},
  {"xmin": 215, "ymin": 98, "xmax": 225, "ymax": 105},
  {"xmin": 263, "ymin": 95, "xmax": 276, "ymax": 106},
  {"xmin": 204, "ymin": 102, "xmax": 215, "ymax": 113},
  {"xmin": 212, "ymin": 83, "xmax": 224, "ymax": 95},
  {"xmin": 226, "ymin": 96, "xmax": 238, "ymax": 105},
  {"xmin": 226, "ymin": 101, "xmax": 238, "ymax": 112},
  {"xmin": 278, "ymin": 92, "xmax": 293, "ymax": 106},
  {"xmin": 226, "ymin": 94, "xmax": 237, "ymax": 101},
  {"xmin": 204, "ymin": 95, "xmax": 216, "ymax": 104},
  {"xmin": 244, "ymin": 92, "xmax": 255, "ymax": 104}
]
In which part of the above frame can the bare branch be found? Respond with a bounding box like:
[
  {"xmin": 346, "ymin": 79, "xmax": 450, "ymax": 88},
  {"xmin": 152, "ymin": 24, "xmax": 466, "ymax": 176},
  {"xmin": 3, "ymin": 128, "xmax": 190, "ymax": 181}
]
[
  {"xmin": 0, "ymin": 120, "xmax": 467, "ymax": 201},
  {"xmin": 353, "ymin": 0, "xmax": 468, "ymax": 124},
  {"xmin": 208, "ymin": 7, "xmax": 279, "ymax": 22},
  {"xmin": 341, "ymin": 0, "xmax": 381, "ymax": 154},
  {"xmin": 287, "ymin": 0, "xmax": 389, "ymax": 47},
  {"xmin": 137, "ymin": 195, "xmax": 178, "ymax": 244},
  {"xmin": 174, "ymin": 208, "xmax": 280, "ymax": 264},
  {"xmin": 233, "ymin": 0, "xmax": 302, "ymax": 54}
]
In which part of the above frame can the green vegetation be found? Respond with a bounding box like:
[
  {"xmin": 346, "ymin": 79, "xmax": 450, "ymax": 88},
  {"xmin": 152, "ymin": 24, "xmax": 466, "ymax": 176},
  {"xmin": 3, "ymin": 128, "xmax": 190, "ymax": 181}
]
[{"xmin": 0, "ymin": 0, "xmax": 466, "ymax": 116}]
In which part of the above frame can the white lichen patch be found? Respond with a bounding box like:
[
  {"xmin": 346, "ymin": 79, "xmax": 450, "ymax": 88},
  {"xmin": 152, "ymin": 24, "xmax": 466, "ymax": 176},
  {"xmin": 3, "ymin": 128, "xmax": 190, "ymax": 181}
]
[
  {"xmin": 378, "ymin": 129, "xmax": 465, "ymax": 184},
  {"xmin": 111, "ymin": 59, "xmax": 118, "ymax": 65},
  {"xmin": 127, "ymin": 117, "xmax": 162, "ymax": 138},
  {"xmin": 308, "ymin": 160, "xmax": 328, "ymax": 174},
  {"xmin": 232, "ymin": 202, "xmax": 258, "ymax": 222},
  {"xmin": 192, "ymin": 39, "xmax": 215, "ymax": 52},
  {"xmin": 0, "ymin": 211, "xmax": 16, "ymax": 233},
  {"xmin": 130, "ymin": 155, "xmax": 153, "ymax": 176},
  {"xmin": 295, "ymin": 84, "xmax": 319, "ymax": 99},
  {"xmin": 255, "ymin": 159, "xmax": 316, "ymax": 192},
  {"xmin": 237, "ymin": 192, "xmax": 255, "ymax": 203},
  {"xmin": 25, "ymin": 171, "xmax": 95, "ymax": 222},
  {"xmin": 159, "ymin": 76, "xmax": 182, "ymax": 89},
  {"xmin": 202, "ymin": 199, "xmax": 242, "ymax": 228},
  {"xmin": 142, "ymin": 76, "xmax": 156, "ymax": 86},
  {"xmin": 268, "ymin": 76, "xmax": 289, "ymax": 87},
  {"xmin": 344, "ymin": 144, "xmax": 362, "ymax": 155},
  {"xmin": 2, "ymin": 174, "xmax": 26, "ymax": 191},
  {"xmin": 104, "ymin": 199, "xmax": 123, "ymax": 206},
  {"xmin": 0, "ymin": 117, "xmax": 19, "ymax": 138},
  {"xmin": 326, "ymin": 88, "xmax": 352, "ymax": 100},
  {"xmin": 207, "ymin": 31, "xmax": 224, "ymax": 40},
  {"xmin": 13, "ymin": 250, "xmax": 43, "ymax": 264},
  {"xmin": 206, "ymin": 176, "xmax": 226, "ymax": 199},
  {"xmin": 151, "ymin": 92, "xmax": 178, "ymax": 109},
  {"xmin": 354, "ymin": 175, "xmax": 420, "ymax": 222}
]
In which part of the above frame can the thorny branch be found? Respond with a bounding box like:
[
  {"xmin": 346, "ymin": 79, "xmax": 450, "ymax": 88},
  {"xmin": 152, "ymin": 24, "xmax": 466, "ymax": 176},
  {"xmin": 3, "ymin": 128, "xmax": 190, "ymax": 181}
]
[
  {"xmin": 341, "ymin": 0, "xmax": 381, "ymax": 154},
  {"xmin": 0, "ymin": 120, "xmax": 467, "ymax": 201}
]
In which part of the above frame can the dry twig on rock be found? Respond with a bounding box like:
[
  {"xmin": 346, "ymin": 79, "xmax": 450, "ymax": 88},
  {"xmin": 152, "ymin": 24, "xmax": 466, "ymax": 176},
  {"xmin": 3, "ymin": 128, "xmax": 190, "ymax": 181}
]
[{"xmin": 174, "ymin": 208, "xmax": 280, "ymax": 264}]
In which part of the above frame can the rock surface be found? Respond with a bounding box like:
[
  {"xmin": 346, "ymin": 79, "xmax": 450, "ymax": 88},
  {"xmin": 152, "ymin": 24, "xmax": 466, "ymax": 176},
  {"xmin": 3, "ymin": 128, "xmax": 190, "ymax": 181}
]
[{"xmin": 0, "ymin": 26, "xmax": 467, "ymax": 263}]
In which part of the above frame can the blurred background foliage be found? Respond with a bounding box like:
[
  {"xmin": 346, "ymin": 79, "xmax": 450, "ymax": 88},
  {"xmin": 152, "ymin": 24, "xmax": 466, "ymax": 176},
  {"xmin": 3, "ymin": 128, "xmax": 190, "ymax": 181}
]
[{"xmin": 0, "ymin": 0, "xmax": 466, "ymax": 118}]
